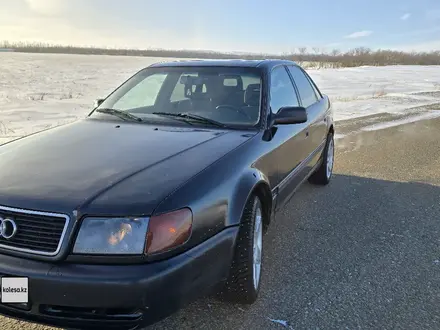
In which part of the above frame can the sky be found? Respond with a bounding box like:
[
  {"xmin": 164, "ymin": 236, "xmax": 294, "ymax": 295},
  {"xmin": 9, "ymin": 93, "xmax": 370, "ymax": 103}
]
[{"xmin": 0, "ymin": 0, "xmax": 439, "ymax": 54}]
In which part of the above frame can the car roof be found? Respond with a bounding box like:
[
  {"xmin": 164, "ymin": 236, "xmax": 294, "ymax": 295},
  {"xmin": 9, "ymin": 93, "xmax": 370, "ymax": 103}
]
[{"xmin": 148, "ymin": 59, "xmax": 298, "ymax": 69}]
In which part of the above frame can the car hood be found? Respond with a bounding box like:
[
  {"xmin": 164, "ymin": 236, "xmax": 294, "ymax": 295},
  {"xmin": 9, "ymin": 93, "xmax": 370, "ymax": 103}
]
[{"xmin": 0, "ymin": 119, "xmax": 255, "ymax": 215}]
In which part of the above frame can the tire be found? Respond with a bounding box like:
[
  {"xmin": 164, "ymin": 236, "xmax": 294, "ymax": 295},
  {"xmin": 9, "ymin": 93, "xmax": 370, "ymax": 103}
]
[
  {"xmin": 217, "ymin": 195, "xmax": 264, "ymax": 304},
  {"xmin": 308, "ymin": 132, "xmax": 334, "ymax": 185}
]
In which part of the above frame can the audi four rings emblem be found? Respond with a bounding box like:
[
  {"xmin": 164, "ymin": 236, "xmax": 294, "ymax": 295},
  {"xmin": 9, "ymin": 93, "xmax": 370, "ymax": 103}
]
[{"xmin": 0, "ymin": 217, "xmax": 18, "ymax": 239}]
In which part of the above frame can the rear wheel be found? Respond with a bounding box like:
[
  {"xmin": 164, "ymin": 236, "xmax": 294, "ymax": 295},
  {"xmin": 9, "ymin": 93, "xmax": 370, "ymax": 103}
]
[
  {"xmin": 218, "ymin": 195, "xmax": 263, "ymax": 304},
  {"xmin": 309, "ymin": 132, "xmax": 334, "ymax": 185}
]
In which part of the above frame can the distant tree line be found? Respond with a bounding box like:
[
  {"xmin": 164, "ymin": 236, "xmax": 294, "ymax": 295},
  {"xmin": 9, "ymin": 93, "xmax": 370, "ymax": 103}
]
[{"xmin": 1, "ymin": 41, "xmax": 440, "ymax": 67}]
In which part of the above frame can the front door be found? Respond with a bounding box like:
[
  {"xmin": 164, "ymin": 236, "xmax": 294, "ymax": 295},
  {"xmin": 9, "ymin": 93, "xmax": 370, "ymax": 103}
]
[
  {"xmin": 268, "ymin": 66, "xmax": 310, "ymax": 210},
  {"xmin": 287, "ymin": 65, "xmax": 327, "ymax": 171}
]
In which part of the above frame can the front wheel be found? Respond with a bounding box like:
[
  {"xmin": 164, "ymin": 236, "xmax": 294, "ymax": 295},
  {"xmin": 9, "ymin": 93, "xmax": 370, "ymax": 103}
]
[
  {"xmin": 217, "ymin": 195, "xmax": 263, "ymax": 304},
  {"xmin": 309, "ymin": 132, "xmax": 334, "ymax": 185}
]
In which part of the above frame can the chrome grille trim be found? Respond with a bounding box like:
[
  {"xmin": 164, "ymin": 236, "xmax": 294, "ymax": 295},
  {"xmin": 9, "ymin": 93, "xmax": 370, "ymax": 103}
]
[{"xmin": 0, "ymin": 205, "xmax": 70, "ymax": 256}]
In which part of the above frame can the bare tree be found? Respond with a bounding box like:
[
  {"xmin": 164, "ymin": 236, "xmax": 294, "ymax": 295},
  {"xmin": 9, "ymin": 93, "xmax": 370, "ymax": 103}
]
[{"xmin": 2, "ymin": 41, "xmax": 440, "ymax": 67}]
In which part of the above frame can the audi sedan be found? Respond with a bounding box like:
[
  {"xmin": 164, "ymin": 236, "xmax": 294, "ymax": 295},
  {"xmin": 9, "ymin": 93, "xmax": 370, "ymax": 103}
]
[{"xmin": 0, "ymin": 59, "xmax": 334, "ymax": 329}]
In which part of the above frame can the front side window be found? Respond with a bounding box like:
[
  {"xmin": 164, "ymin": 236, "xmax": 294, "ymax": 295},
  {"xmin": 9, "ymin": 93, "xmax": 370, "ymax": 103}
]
[
  {"xmin": 95, "ymin": 66, "xmax": 263, "ymax": 128},
  {"xmin": 269, "ymin": 66, "xmax": 299, "ymax": 114}
]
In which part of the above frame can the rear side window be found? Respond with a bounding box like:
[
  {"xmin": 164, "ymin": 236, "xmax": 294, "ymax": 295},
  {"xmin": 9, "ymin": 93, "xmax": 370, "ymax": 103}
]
[
  {"xmin": 269, "ymin": 66, "xmax": 299, "ymax": 114},
  {"xmin": 303, "ymin": 70, "xmax": 322, "ymax": 99},
  {"xmin": 287, "ymin": 66, "xmax": 318, "ymax": 108}
]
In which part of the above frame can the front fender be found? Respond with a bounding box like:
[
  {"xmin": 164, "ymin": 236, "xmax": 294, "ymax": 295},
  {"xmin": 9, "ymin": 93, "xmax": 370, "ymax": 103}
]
[
  {"xmin": 227, "ymin": 168, "xmax": 272, "ymax": 227},
  {"xmin": 152, "ymin": 133, "xmax": 271, "ymax": 251},
  {"xmin": 153, "ymin": 165, "xmax": 272, "ymax": 247}
]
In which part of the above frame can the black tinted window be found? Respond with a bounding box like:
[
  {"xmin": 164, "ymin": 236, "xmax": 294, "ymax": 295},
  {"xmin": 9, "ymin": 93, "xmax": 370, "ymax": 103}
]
[
  {"xmin": 287, "ymin": 66, "xmax": 318, "ymax": 108},
  {"xmin": 270, "ymin": 66, "xmax": 299, "ymax": 114}
]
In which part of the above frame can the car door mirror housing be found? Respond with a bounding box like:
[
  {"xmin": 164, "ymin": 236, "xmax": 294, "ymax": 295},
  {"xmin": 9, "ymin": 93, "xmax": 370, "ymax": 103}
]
[
  {"xmin": 94, "ymin": 99, "xmax": 104, "ymax": 108},
  {"xmin": 272, "ymin": 106, "xmax": 307, "ymax": 125}
]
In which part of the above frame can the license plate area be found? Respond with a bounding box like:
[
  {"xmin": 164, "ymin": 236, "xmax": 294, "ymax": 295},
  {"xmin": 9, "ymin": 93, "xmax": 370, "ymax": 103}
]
[{"xmin": 0, "ymin": 274, "xmax": 31, "ymax": 311}]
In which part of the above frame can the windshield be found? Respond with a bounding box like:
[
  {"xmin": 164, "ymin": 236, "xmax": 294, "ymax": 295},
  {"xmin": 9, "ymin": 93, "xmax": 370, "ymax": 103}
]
[{"xmin": 94, "ymin": 66, "xmax": 262, "ymax": 127}]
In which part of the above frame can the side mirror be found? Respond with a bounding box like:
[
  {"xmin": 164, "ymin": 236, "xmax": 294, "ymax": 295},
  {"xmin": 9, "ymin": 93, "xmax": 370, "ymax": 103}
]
[
  {"xmin": 272, "ymin": 106, "xmax": 307, "ymax": 125},
  {"xmin": 94, "ymin": 99, "xmax": 104, "ymax": 108}
]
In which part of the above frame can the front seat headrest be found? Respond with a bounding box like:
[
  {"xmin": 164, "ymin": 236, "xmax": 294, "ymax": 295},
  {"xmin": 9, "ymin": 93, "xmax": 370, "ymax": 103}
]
[{"xmin": 244, "ymin": 84, "xmax": 261, "ymax": 106}]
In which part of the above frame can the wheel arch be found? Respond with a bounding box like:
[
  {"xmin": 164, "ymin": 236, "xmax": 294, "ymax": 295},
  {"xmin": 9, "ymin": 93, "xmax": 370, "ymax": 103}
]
[
  {"xmin": 252, "ymin": 182, "xmax": 272, "ymax": 232},
  {"xmin": 228, "ymin": 169, "xmax": 273, "ymax": 231}
]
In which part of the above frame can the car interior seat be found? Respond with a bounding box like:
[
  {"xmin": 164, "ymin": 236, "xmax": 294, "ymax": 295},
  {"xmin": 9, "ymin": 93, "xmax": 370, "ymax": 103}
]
[
  {"xmin": 221, "ymin": 76, "xmax": 245, "ymax": 106},
  {"xmin": 242, "ymin": 83, "xmax": 261, "ymax": 122}
]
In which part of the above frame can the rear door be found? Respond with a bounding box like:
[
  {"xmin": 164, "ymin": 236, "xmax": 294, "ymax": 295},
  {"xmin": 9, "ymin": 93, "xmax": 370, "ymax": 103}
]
[
  {"xmin": 269, "ymin": 66, "xmax": 310, "ymax": 209},
  {"xmin": 286, "ymin": 65, "xmax": 327, "ymax": 169}
]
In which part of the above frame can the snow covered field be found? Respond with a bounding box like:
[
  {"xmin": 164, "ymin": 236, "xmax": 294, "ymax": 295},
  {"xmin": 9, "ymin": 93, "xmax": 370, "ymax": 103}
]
[{"xmin": 1, "ymin": 52, "xmax": 440, "ymax": 145}]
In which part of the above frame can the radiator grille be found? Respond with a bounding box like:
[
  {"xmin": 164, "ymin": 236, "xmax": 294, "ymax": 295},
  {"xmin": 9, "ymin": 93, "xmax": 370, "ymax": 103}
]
[{"xmin": 0, "ymin": 207, "xmax": 69, "ymax": 256}]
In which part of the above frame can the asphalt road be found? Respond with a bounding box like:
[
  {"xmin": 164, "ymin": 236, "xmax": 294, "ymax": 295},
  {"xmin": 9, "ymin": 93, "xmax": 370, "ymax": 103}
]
[{"xmin": 2, "ymin": 116, "xmax": 440, "ymax": 330}]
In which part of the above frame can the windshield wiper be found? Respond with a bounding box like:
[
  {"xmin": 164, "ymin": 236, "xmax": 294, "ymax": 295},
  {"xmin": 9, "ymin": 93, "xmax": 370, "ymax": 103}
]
[
  {"xmin": 95, "ymin": 108, "xmax": 143, "ymax": 122},
  {"xmin": 152, "ymin": 112, "xmax": 227, "ymax": 128}
]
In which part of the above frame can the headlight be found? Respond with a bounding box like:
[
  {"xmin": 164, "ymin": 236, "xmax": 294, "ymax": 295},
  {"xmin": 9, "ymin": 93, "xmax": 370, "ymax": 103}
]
[
  {"xmin": 72, "ymin": 208, "xmax": 193, "ymax": 255},
  {"xmin": 73, "ymin": 217, "xmax": 149, "ymax": 254}
]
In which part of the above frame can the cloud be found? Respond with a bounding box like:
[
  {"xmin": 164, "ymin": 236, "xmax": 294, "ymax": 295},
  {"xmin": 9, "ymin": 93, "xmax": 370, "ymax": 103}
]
[
  {"xmin": 0, "ymin": 11, "xmax": 219, "ymax": 52},
  {"xmin": 344, "ymin": 30, "xmax": 373, "ymax": 39},
  {"xmin": 400, "ymin": 13, "xmax": 411, "ymax": 20},
  {"xmin": 25, "ymin": 0, "xmax": 67, "ymax": 15}
]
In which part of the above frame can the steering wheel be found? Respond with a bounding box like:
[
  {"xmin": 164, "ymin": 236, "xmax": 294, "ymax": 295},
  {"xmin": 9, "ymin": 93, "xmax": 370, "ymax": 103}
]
[{"xmin": 215, "ymin": 105, "xmax": 252, "ymax": 121}]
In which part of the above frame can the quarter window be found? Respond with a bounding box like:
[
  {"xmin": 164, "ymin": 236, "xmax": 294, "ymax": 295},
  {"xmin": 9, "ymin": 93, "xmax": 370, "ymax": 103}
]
[{"xmin": 287, "ymin": 66, "xmax": 318, "ymax": 108}]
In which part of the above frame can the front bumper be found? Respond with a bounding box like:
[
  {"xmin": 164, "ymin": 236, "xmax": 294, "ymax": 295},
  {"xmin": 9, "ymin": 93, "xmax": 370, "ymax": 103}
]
[{"xmin": 0, "ymin": 227, "xmax": 238, "ymax": 330}]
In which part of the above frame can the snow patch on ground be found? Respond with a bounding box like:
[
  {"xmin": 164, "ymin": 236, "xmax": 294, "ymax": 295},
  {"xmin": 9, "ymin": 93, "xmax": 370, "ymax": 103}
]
[
  {"xmin": 307, "ymin": 65, "xmax": 440, "ymax": 122},
  {"xmin": 361, "ymin": 111, "xmax": 440, "ymax": 131},
  {"xmin": 268, "ymin": 318, "xmax": 289, "ymax": 327},
  {"xmin": 1, "ymin": 53, "xmax": 440, "ymax": 143}
]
